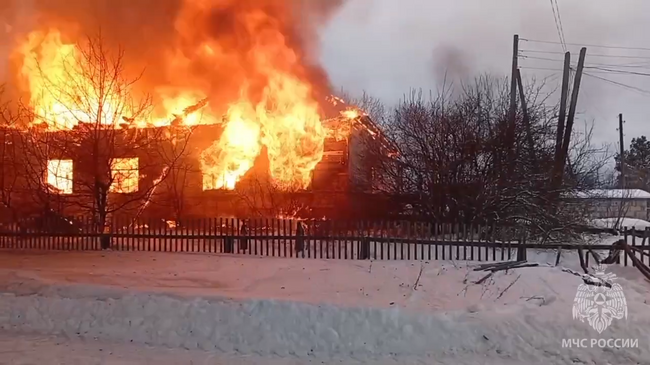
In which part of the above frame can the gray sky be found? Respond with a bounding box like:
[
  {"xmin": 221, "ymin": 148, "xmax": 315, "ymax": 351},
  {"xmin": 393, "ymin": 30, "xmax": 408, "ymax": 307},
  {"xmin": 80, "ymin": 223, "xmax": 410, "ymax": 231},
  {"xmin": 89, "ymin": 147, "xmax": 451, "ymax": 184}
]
[{"xmin": 319, "ymin": 0, "xmax": 650, "ymax": 151}]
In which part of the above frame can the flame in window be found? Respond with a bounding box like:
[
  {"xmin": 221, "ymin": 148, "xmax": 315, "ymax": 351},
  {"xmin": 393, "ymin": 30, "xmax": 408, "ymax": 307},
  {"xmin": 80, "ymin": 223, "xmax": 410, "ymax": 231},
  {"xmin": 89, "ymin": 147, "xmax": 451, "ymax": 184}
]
[
  {"xmin": 111, "ymin": 158, "xmax": 139, "ymax": 193},
  {"xmin": 46, "ymin": 159, "xmax": 73, "ymax": 194}
]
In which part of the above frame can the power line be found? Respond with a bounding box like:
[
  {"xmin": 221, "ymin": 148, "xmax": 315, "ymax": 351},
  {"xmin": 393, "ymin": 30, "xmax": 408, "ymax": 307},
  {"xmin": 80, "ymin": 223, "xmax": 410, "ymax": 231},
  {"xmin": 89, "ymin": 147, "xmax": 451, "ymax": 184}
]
[
  {"xmin": 521, "ymin": 38, "xmax": 650, "ymax": 52},
  {"xmin": 520, "ymin": 54, "xmax": 650, "ymax": 70},
  {"xmin": 519, "ymin": 55, "xmax": 565, "ymax": 63},
  {"xmin": 548, "ymin": 0, "xmax": 567, "ymax": 51},
  {"xmin": 586, "ymin": 67, "xmax": 650, "ymax": 77},
  {"xmin": 520, "ymin": 49, "xmax": 650, "ymax": 60},
  {"xmin": 583, "ymin": 72, "xmax": 650, "ymax": 96},
  {"xmin": 521, "ymin": 65, "xmax": 650, "ymax": 77},
  {"xmin": 520, "ymin": 66, "xmax": 564, "ymax": 72},
  {"xmin": 554, "ymin": 0, "xmax": 566, "ymax": 52}
]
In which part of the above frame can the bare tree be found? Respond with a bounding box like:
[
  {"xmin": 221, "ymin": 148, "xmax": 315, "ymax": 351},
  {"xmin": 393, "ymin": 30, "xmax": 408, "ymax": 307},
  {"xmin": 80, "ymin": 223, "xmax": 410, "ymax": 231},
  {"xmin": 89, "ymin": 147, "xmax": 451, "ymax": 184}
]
[
  {"xmin": 0, "ymin": 92, "xmax": 26, "ymax": 224},
  {"xmin": 352, "ymin": 75, "xmax": 608, "ymax": 241},
  {"xmin": 18, "ymin": 33, "xmax": 194, "ymax": 241},
  {"xmin": 150, "ymin": 153, "xmax": 202, "ymax": 223},
  {"xmin": 235, "ymin": 175, "xmax": 309, "ymax": 218}
]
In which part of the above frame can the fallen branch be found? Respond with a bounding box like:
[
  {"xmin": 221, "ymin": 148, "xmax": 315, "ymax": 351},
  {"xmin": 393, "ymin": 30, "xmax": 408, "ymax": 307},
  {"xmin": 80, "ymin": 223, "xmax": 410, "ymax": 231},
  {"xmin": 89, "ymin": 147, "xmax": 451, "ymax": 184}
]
[
  {"xmin": 413, "ymin": 263, "xmax": 424, "ymax": 291},
  {"xmin": 474, "ymin": 272, "xmax": 493, "ymax": 285},
  {"xmin": 560, "ymin": 267, "xmax": 612, "ymax": 288},
  {"xmin": 473, "ymin": 260, "xmax": 526, "ymax": 271},
  {"xmin": 521, "ymin": 295, "xmax": 547, "ymax": 305},
  {"xmin": 489, "ymin": 262, "xmax": 539, "ymax": 272},
  {"xmin": 496, "ymin": 274, "xmax": 521, "ymax": 301}
]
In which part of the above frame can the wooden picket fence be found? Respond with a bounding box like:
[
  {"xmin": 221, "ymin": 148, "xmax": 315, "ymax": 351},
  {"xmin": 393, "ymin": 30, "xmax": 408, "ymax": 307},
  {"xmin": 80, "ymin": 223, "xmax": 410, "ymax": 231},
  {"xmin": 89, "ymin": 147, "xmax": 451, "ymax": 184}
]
[
  {"xmin": 0, "ymin": 216, "xmax": 648, "ymax": 265},
  {"xmin": 0, "ymin": 217, "xmax": 529, "ymax": 261},
  {"xmin": 621, "ymin": 227, "xmax": 650, "ymax": 267}
]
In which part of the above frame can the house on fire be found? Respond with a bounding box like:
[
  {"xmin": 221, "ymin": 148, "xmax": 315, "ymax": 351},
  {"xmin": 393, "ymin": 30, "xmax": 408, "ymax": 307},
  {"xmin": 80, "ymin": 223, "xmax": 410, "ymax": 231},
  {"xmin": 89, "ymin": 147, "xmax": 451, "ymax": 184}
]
[{"xmin": 0, "ymin": 112, "xmax": 396, "ymax": 221}]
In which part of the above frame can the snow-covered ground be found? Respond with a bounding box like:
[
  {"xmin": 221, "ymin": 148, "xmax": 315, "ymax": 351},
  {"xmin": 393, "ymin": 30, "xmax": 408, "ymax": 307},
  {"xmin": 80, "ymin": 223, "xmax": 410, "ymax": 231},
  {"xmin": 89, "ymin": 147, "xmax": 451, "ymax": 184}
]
[
  {"xmin": 0, "ymin": 332, "xmax": 569, "ymax": 365},
  {"xmin": 0, "ymin": 250, "xmax": 649, "ymax": 364},
  {"xmin": 591, "ymin": 217, "xmax": 650, "ymax": 231}
]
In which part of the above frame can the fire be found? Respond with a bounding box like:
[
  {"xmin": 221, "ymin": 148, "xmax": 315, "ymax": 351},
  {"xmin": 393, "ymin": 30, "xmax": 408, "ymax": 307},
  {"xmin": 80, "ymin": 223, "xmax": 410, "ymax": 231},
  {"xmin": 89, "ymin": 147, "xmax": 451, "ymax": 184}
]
[
  {"xmin": 201, "ymin": 105, "xmax": 262, "ymax": 190},
  {"xmin": 341, "ymin": 108, "xmax": 360, "ymax": 119},
  {"xmin": 16, "ymin": 29, "xmax": 212, "ymax": 129},
  {"xmin": 110, "ymin": 158, "xmax": 139, "ymax": 193},
  {"xmin": 46, "ymin": 159, "xmax": 73, "ymax": 194},
  {"xmin": 10, "ymin": 0, "xmax": 358, "ymax": 192},
  {"xmin": 18, "ymin": 30, "xmax": 123, "ymax": 130}
]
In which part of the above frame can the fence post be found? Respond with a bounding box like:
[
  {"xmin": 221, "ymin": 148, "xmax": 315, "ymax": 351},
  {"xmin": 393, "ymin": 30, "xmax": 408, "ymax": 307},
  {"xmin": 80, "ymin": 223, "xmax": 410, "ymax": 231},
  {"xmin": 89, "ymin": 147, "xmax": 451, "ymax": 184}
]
[
  {"xmin": 623, "ymin": 227, "xmax": 628, "ymax": 266},
  {"xmin": 516, "ymin": 230, "xmax": 527, "ymax": 261},
  {"xmin": 295, "ymin": 221, "xmax": 305, "ymax": 255},
  {"xmin": 641, "ymin": 227, "xmax": 650, "ymax": 264},
  {"xmin": 359, "ymin": 221, "xmax": 370, "ymax": 260},
  {"xmin": 239, "ymin": 221, "xmax": 249, "ymax": 252},
  {"xmin": 224, "ymin": 219, "xmax": 234, "ymax": 254},
  {"xmin": 100, "ymin": 217, "xmax": 111, "ymax": 250}
]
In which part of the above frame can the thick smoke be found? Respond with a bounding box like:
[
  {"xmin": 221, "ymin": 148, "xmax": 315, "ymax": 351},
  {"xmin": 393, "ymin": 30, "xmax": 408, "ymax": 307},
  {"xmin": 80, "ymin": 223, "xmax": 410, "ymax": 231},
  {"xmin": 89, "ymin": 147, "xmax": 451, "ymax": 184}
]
[
  {"xmin": 1, "ymin": 0, "xmax": 346, "ymax": 115},
  {"xmin": 430, "ymin": 45, "xmax": 474, "ymax": 87}
]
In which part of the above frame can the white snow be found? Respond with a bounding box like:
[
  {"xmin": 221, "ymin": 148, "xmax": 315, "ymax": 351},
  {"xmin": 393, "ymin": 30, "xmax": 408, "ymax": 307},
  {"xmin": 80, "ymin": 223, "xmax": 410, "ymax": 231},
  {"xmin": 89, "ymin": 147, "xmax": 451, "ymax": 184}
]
[
  {"xmin": 575, "ymin": 188, "xmax": 650, "ymax": 199},
  {"xmin": 0, "ymin": 332, "xmax": 561, "ymax": 365},
  {"xmin": 591, "ymin": 217, "xmax": 650, "ymax": 231},
  {"xmin": 0, "ymin": 251, "xmax": 649, "ymax": 364}
]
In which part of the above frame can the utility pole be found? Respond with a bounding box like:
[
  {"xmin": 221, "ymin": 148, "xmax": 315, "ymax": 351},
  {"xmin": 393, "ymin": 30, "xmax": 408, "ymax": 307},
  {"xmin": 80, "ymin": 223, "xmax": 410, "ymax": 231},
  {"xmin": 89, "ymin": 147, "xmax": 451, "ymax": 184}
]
[
  {"xmin": 509, "ymin": 34, "xmax": 519, "ymax": 123},
  {"xmin": 554, "ymin": 52, "xmax": 571, "ymax": 163},
  {"xmin": 619, "ymin": 113, "xmax": 625, "ymax": 188},
  {"xmin": 505, "ymin": 34, "xmax": 519, "ymax": 175},
  {"xmin": 516, "ymin": 69, "xmax": 537, "ymax": 169},
  {"xmin": 558, "ymin": 47, "xmax": 587, "ymax": 184}
]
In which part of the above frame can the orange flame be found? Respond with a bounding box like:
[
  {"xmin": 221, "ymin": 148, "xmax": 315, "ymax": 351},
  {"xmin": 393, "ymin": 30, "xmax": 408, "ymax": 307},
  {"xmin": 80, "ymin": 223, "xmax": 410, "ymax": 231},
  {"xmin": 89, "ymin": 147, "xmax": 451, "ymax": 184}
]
[{"xmin": 12, "ymin": 1, "xmax": 361, "ymax": 192}]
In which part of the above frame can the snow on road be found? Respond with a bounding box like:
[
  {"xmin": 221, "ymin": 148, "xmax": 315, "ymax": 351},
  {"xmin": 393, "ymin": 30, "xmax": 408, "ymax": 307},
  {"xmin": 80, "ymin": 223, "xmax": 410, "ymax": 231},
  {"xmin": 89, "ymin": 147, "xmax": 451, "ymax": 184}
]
[
  {"xmin": 0, "ymin": 332, "xmax": 545, "ymax": 365},
  {"xmin": 0, "ymin": 250, "xmax": 648, "ymax": 364}
]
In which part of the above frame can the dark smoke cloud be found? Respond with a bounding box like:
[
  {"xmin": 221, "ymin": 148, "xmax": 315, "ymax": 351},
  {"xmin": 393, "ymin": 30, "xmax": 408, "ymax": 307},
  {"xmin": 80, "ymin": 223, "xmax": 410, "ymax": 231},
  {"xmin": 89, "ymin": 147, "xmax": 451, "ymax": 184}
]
[{"xmin": 430, "ymin": 45, "xmax": 473, "ymax": 87}]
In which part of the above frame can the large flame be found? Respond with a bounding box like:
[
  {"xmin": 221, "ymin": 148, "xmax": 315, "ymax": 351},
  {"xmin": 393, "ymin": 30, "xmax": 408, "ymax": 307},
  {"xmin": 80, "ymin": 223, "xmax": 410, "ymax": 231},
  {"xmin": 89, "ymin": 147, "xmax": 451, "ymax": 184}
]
[
  {"xmin": 9, "ymin": 0, "xmax": 354, "ymax": 191},
  {"xmin": 18, "ymin": 30, "xmax": 126, "ymax": 129}
]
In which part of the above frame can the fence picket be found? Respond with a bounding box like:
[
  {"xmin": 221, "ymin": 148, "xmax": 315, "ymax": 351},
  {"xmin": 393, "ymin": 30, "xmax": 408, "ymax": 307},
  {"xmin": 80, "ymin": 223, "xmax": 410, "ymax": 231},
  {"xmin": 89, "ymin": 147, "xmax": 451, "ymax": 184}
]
[
  {"xmin": 624, "ymin": 227, "xmax": 629, "ymax": 267},
  {"xmin": 641, "ymin": 227, "xmax": 650, "ymax": 265},
  {"xmin": 632, "ymin": 228, "xmax": 637, "ymax": 268},
  {"xmin": 0, "ymin": 216, "xmax": 636, "ymax": 267}
]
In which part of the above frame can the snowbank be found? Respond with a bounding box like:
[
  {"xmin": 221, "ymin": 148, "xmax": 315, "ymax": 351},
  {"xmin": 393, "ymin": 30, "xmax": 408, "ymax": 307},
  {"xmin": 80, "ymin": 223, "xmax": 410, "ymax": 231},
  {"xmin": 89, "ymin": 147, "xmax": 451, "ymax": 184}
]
[
  {"xmin": 0, "ymin": 252, "xmax": 649, "ymax": 363},
  {"xmin": 591, "ymin": 217, "xmax": 650, "ymax": 231},
  {"xmin": 575, "ymin": 188, "xmax": 650, "ymax": 199}
]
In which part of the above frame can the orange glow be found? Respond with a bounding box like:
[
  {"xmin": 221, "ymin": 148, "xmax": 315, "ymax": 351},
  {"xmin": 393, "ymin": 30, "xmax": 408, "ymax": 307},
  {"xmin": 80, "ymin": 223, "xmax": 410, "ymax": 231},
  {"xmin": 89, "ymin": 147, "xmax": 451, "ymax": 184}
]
[
  {"xmin": 201, "ymin": 106, "xmax": 262, "ymax": 190},
  {"xmin": 110, "ymin": 158, "xmax": 139, "ymax": 193},
  {"xmin": 12, "ymin": 1, "xmax": 365, "ymax": 192},
  {"xmin": 46, "ymin": 159, "xmax": 73, "ymax": 194},
  {"xmin": 18, "ymin": 31, "xmax": 122, "ymax": 130}
]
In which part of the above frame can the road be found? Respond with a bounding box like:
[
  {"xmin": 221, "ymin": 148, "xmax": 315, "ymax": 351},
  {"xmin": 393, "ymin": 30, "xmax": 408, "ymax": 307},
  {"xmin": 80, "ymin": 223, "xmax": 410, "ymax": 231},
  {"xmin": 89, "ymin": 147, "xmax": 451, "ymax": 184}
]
[{"xmin": 0, "ymin": 332, "xmax": 529, "ymax": 365}]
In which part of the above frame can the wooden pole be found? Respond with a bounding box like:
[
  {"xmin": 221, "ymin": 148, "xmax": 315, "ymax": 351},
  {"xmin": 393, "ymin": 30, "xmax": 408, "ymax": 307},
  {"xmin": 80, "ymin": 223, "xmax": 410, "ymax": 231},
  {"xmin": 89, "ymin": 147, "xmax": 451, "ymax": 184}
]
[
  {"xmin": 516, "ymin": 69, "xmax": 537, "ymax": 168},
  {"xmin": 505, "ymin": 34, "xmax": 519, "ymax": 175},
  {"xmin": 619, "ymin": 113, "xmax": 625, "ymax": 188},
  {"xmin": 509, "ymin": 35, "xmax": 519, "ymax": 123},
  {"xmin": 558, "ymin": 47, "xmax": 587, "ymax": 184},
  {"xmin": 555, "ymin": 52, "xmax": 571, "ymax": 163}
]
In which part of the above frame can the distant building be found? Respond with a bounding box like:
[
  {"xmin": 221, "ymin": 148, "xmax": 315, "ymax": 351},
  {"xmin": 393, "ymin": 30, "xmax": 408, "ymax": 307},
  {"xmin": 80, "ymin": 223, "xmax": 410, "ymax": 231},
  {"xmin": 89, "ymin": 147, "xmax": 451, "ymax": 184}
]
[{"xmin": 574, "ymin": 189, "xmax": 650, "ymax": 221}]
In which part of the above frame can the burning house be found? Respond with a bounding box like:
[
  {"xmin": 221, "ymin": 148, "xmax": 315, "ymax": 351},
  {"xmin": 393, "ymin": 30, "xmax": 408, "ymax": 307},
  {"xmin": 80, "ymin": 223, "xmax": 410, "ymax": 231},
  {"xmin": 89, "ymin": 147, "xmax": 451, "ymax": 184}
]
[
  {"xmin": 0, "ymin": 0, "xmax": 396, "ymax": 222},
  {"xmin": 3, "ymin": 110, "xmax": 392, "ymax": 221}
]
